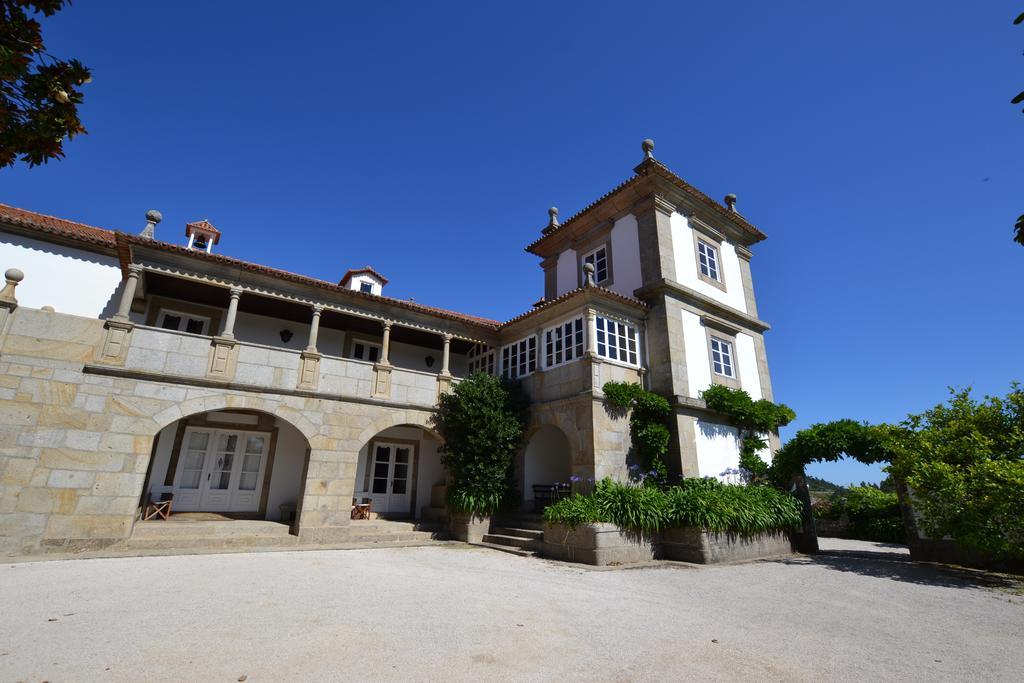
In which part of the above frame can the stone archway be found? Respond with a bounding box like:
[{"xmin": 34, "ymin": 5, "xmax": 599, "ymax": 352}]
[
  {"xmin": 521, "ymin": 424, "xmax": 573, "ymax": 511},
  {"xmin": 141, "ymin": 406, "xmax": 314, "ymax": 530}
]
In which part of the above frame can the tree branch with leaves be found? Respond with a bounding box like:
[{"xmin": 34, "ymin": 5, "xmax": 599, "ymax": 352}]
[{"xmin": 1, "ymin": 1, "xmax": 91, "ymax": 168}]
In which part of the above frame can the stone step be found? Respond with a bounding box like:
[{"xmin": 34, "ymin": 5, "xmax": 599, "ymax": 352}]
[
  {"xmin": 348, "ymin": 530, "xmax": 441, "ymax": 543},
  {"xmin": 481, "ymin": 533, "xmax": 541, "ymax": 550},
  {"xmin": 131, "ymin": 521, "xmax": 292, "ymax": 539},
  {"xmin": 125, "ymin": 534, "xmax": 300, "ymax": 550},
  {"xmin": 472, "ymin": 541, "xmax": 537, "ymax": 558},
  {"xmin": 492, "ymin": 526, "xmax": 544, "ymax": 541},
  {"xmin": 493, "ymin": 516, "xmax": 545, "ymax": 531}
]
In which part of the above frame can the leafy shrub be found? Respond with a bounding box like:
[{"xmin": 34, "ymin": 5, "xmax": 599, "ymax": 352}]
[
  {"xmin": 434, "ymin": 373, "xmax": 529, "ymax": 515},
  {"xmin": 888, "ymin": 385, "xmax": 1024, "ymax": 560},
  {"xmin": 817, "ymin": 486, "xmax": 905, "ymax": 543},
  {"xmin": 699, "ymin": 385, "xmax": 795, "ymax": 481},
  {"xmin": 603, "ymin": 382, "xmax": 672, "ymax": 485},
  {"xmin": 544, "ymin": 478, "xmax": 802, "ymax": 536}
]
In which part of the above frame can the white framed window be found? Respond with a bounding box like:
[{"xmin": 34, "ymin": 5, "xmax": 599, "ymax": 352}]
[
  {"xmin": 157, "ymin": 309, "xmax": 210, "ymax": 335},
  {"xmin": 697, "ymin": 239, "xmax": 720, "ymax": 282},
  {"xmin": 544, "ymin": 317, "xmax": 584, "ymax": 369},
  {"xmin": 582, "ymin": 246, "xmax": 609, "ymax": 284},
  {"xmin": 467, "ymin": 343, "xmax": 496, "ymax": 376},
  {"xmin": 359, "ymin": 281, "xmax": 374, "ymax": 294},
  {"xmin": 501, "ymin": 336, "xmax": 537, "ymax": 380},
  {"xmin": 595, "ymin": 316, "xmax": 639, "ymax": 366},
  {"xmin": 350, "ymin": 339, "xmax": 381, "ymax": 363},
  {"xmin": 709, "ymin": 336, "xmax": 735, "ymax": 378}
]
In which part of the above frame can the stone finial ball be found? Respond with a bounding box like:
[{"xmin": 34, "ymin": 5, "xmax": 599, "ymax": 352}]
[
  {"xmin": 145, "ymin": 209, "xmax": 163, "ymax": 223},
  {"xmin": 583, "ymin": 262, "xmax": 595, "ymax": 274},
  {"xmin": 5, "ymin": 268, "xmax": 24, "ymax": 282},
  {"xmin": 642, "ymin": 139, "xmax": 655, "ymax": 154},
  {"xmin": 549, "ymin": 207, "xmax": 558, "ymax": 216}
]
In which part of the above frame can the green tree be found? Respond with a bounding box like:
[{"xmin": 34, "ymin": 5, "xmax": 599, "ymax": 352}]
[
  {"xmin": 434, "ymin": 373, "xmax": 529, "ymax": 516},
  {"xmin": 1, "ymin": 1, "xmax": 91, "ymax": 168},
  {"xmin": 888, "ymin": 385, "xmax": 1024, "ymax": 560}
]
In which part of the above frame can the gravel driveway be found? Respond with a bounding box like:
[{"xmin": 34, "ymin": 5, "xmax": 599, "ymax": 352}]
[{"xmin": 1, "ymin": 539, "xmax": 1020, "ymax": 681}]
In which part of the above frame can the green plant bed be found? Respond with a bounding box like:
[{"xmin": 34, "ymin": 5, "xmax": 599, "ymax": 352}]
[{"xmin": 543, "ymin": 478, "xmax": 803, "ymax": 536}]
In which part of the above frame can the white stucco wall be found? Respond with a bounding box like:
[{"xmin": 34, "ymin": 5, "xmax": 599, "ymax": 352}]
[
  {"xmin": 609, "ymin": 214, "xmax": 642, "ymax": 298},
  {"xmin": 265, "ymin": 421, "xmax": 308, "ymax": 521},
  {"xmin": 555, "ymin": 249, "xmax": 577, "ymax": 298},
  {"xmin": 669, "ymin": 212, "xmax": 747, "ymax": 313},
  {"xmin": 347, "ymin": 274, "xmax": 384, "ymax": 296},
  {"xmin": 694, "ymin": 420, "xmax": 742, "ymax": 479},
  {"xmin": 681, "ymin": 310, "xmax": 762, "ymax": 399},
  {"xmin": 523, "ymin": 425, "xmax": 572, "ymax": 500},
  {"xmin": 734, "ymin": 333, "xmax": 762, "ymax": 400},
  {"xmin": 681, "ymin": 309, "xmax": 711, "ymax": 398},
  {"xmin": 0, "ymin": 232, "xmax": 122, "ymax": 317},
  {"xmin": 353, "ymin": 425, "xmax": 441, "ymax": 519},
  {"xmin": 233, "ymin": 310, "xmax": 346, "ymax": 357}
]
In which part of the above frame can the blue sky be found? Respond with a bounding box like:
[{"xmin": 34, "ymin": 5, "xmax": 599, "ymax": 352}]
[{"xmin": 3, "ymin": 2, "xmax": 1022, "ymax": 486}]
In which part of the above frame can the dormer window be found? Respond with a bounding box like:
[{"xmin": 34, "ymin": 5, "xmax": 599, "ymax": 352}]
[
  {"xmin": 582, "ymin": 245, "xmax": 609, "ymax": 285},
  {"xmin": 340, "ymin": 266, "xmax": 388, "ymax": 296}
]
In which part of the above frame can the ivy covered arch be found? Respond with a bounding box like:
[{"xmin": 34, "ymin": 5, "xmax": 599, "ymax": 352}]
[{"xmin": 769, "ymin": 419, "xmax": 895, "ymax": 486}]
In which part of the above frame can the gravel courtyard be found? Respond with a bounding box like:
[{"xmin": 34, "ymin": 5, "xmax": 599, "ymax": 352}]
[{"xmin": 1, "ymin": 540, "xmax": 1021, "ymax": 682}]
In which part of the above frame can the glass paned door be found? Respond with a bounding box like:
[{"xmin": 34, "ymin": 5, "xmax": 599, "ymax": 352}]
[
  {"xmin": 171, "ymin": 427, "xmax": 270, "ymax": 513},
  {"xmin": 363, "ymin": 442, "xmax": 414, "ymax": 516}
]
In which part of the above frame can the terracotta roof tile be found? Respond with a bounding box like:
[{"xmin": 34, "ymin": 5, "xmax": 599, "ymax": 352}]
[
  {"xmin": 339, "ymin": 266, "xmax": 389, "ymax": 286},
  {"xmin": 0, "ymin": 203, "xmax": 500, "ymax": 330},
  {"xmin": 525, "ymin": 158, "xmax": 766, "ymax": 253},
  {"xmin": 120, "ymin": 234, "xmax": 501, "ymax": 329},
  {"xmin": 0, "ymin": 203, "xmax": 117, "ymax": 248},
  {"xmin": 499, "ymin": 285, "xmax": 648, "ymax": 327}
]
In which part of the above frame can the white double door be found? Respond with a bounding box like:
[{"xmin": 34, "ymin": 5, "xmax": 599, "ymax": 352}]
[
  {"xmin": 172, "ymin": 427, "xmax": 270, "ymax": 512},
  {"xmin": 363, "ymin": 442, "xmax": 412, "ymax": 515}
]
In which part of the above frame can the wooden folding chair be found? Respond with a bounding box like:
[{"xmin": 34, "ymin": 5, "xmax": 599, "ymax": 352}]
[
  {"xmin": 143, "ymin": 492, "xmax": 174, "ymax": 521},
  {"xmin": 351, "ymin": 497, "xmax": 373, "ymax": 520}
]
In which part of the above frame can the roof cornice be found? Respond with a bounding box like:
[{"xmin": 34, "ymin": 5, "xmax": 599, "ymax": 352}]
[{"xmin": 635, "ymin": 278, "xmax": 771, "ymax": 334}]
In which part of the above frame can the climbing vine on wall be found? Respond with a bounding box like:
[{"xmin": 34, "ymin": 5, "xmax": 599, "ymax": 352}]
[
  {"xmin": 699, "ymin": 385, "xmax": 796, "ymax": 482},
  {"xmin": 602, "ymin": 381, "xmax": 672, "ymax": 486}
]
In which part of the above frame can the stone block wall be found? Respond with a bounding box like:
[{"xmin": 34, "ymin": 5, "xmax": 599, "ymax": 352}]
[{"xmin": 0, "ymin": 307, "xmax": 440, "ymax": 556}]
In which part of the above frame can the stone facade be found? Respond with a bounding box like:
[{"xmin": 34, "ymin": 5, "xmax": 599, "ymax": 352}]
[
  {"xmin": 0, "ymin": 307, "xmax": 443, "ymax": 554},
  {"xmin": 0, "ymin": 142, "xmax": 780, "ymax": 558}
]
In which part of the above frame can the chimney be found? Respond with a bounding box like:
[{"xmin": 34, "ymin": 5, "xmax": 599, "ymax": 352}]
[
  {"xmin": 185, "ymin": 220, "xmax": 221, "ymax": 254},
  {"xmin": 138, "ymin": 209, "xmax": 162, "ymax": 239}
]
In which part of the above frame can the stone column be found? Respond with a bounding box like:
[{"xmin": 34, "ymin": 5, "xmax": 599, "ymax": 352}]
[
  {"xmin": 380, "ymin": 321, "xmax": 392, "ymax": 365},
  {"xmin": 440, "ymin": 333, "xmax": 452, "ymax": 376},
  {"xmin": 298, "ymin": 304, "xmax": 324, "ymax": 391},
  {"xmin": 114, "ymin": 264, "xmax": 143, "ymax": 321},
  {"xmin": 306, "ymin": 304, "xmax": 323, "ymax": 352},
  {"xmin": 437, "ymin": 333, "xmax": 454, "ymax": 399},
  {"xmin": 372, "ymin": 320, "xmax": 393, "ymax": 398},
  {"xmin": 585, "ymin": 308, "xmax": 598, "ymax": 356},
  {"xmin": 98, "ymin": 265, "xmax": 141, "ymax": 365},
  {"xmin": 219, "ymin": 286, "xmax": 243, "ymax": 339}
]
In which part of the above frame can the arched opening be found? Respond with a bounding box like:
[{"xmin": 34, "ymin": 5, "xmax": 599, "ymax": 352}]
[
  {"xmin": 353, "ymin": 424, "xmax": 444, "ymax": 520},
  {"xmin": 522, "ymin": 425, "xmax": 572, "ymax": 512},
  {"xmin": 140, "ymin": 409, "xmax": 311, "ymax": 529}
]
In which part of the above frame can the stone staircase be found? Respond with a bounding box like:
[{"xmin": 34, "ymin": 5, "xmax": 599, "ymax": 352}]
[
  {"xmin": 125, "ymin": 517, "xmax": 447, "ymax": 553},
  {"xmin": 127, "ymin": 519, "xmax": 299, "ymax": 551},
  {"xmin": 478, "ymin": 513, "xmax": 545, "ymax": 557}
]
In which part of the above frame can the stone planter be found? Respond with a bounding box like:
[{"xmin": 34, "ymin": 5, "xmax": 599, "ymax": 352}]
[
  {"xmin": 449, "ymin": 512, "xmax": 491, "ymax": 543},
  {"xmin": 660, "ymin": 527, "xmax": 794, "ymax": 564},
  {"xmin": 542, "ymin": 522, "xmax": 658, "ymax": 566}
]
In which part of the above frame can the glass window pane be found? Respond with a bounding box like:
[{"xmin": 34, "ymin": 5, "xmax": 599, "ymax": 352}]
[
  {"xmin": 239, "ymin": 472, "xmax": 257, "ymax": 491},
  {"xmin": 188, "ymin": 432, "xmax": 209, "ymax": 450},
  {"xmin": 185, "ymin": 318, "xmax": 205, "ymax": 335},
  {"xmin": 160, "ymin": 314, "xmax": 181, "ymax": 331},
  {"xmin": 392, "ymin": 479, "xmax": 407, "ymax": 494},
  {"xmin": 372, "ymin": 478, "xmax": 388, "ymax": 494}
]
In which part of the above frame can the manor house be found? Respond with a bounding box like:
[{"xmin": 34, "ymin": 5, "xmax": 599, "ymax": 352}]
[{"xmin": 0, "ymin": 141, "xmax": 777, "ymax": 555}]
